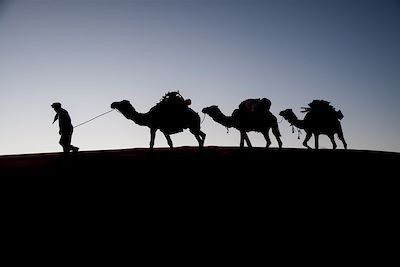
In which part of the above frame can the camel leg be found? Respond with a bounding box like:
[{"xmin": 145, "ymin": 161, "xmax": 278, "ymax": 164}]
[
  {"xmin": 303, "ymin": 132, "xmax": 312, "ymax": 149},
  {"xmin": 150, "ymin": 128, "xmax": 156, "ymax": 149},
  {"xmin": 200, "ymin": 131, "xmax": 206, "ymax": 142},
  {"xmin": 328, "ymin": 134, "xmax": 337, "ymax": 149},
  {"xmin": 339, "ymin": 136, "xmax": 347, "ymax": 149},
  {"xmin": 240, "ymin": 132, "xmax": 245, "ymax": 149},
  {"xmin": 276, "ymin": 136, "xmax": 282, "ymax": 149},
  {"xmin": 243, "ymin": 132, "xmax": 252, "ymax": 148},
  {"xmin": 314, "ymin": 134, "xmax": 319, "ymax": 150},
  {"xmin": 190, "ymin": 129, "xmax": 205, "ymax": 148},
  {"xmin": 162, "ymin": 132, "xmax": 173, "ymax": 149},
  {"xmin": 271, "ymin": 122, "xmax": 282, "ymax": 149},
  {"xmin": 262, "ymin": 131, "xmax": 271, "ymax": 149},
  {"xmin": 337, "ymin": 126, "xmax": 347, "ymax": 149}
]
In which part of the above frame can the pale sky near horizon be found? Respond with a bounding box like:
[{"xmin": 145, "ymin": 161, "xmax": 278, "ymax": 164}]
[{"xmin": 1, "ymin": 0, "xmax": 400, "ymax": 155}]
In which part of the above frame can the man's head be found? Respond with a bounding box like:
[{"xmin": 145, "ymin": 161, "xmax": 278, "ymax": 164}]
[{"xmin": 51, "ymin": 102, "xmax": 62, "ymax": 110}]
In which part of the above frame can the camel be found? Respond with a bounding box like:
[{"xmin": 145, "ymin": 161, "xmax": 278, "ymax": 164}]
[
  {"xmin": 279, "ymin": 104, "xmax": 347, "ymax": 149},
  {"xmin": 111, "ymin": 93, "xmax": 206, "ymax": 149},
  {"xmin": 202, "ymin": 104, "xmax": 282, "ymax": 149}
]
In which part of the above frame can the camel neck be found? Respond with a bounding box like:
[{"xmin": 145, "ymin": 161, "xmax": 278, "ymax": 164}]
[
  {"xmin": 209, "ymin": 109, "xmax": 233, "ymax": 128},
  {"xmin": 287, "ymin": 114, "xmax": 305, "ymax": 129}
]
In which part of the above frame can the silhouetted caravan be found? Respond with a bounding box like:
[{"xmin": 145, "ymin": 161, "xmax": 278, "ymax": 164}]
[
  {"xmin": 202, "ymin": 98, "xmax": 282, "ymax": 149},
  {"xmin": 279, "ymin": 100, "xmax": 347, "ymax": 150},
  {"xmin": 111, "ymin": 91, "xmax": 206, "ymax": 149}
]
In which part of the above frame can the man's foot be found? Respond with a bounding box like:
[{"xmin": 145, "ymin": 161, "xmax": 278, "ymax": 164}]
[{"xmin": 72, "ymin": 147, "xmax": 79, "ymax": 154}]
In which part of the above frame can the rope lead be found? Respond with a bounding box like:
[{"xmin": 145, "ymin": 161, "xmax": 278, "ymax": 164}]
[{"xmin": 73, "ymin": 109, "xmax": 115, "ymax": 128}]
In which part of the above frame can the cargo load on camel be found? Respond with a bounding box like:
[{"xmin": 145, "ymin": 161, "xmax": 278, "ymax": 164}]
[
  {"xmin": 238, "ymin": 98, "xmax": 271, "ymax": 114},
  {"xmin": 301, "ymin": 99, "xmax": 343, "ymax": 120},
  {"xmin": 160, "ymin": 91, "xmax": 191, "ymax": 108}
]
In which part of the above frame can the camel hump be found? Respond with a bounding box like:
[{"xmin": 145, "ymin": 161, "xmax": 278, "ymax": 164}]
[{"xmin": 239, "ymin": 98, "xmax": 271, "ymax": 113}]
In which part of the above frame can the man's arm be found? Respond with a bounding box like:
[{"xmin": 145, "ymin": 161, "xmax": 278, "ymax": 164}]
[{"xmin": 52, "ymin": 114, "xmax": 58, "ymax": 124}]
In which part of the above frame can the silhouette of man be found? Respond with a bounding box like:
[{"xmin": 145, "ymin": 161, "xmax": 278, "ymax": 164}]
[{"xmin": 51, "ymin": 102, "xmax": 79, "ymax": 155}]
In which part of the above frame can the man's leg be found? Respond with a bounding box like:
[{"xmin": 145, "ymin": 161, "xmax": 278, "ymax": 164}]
[
  {"xmin": 60, "ymin": 135, "xmax": 69, "ymax": 155},
  {"xmin": 60, "ymin": 132, "xmax": 73, "ymax": 155},
  {"xmin": 69, "ymin": 129, "xmax": 79, "ymax": 153}
]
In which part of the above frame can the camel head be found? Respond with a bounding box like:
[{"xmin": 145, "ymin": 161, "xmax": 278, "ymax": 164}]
[
  {"xmin": 111, "ymin": 100, "xmax": 136, "ymax": 120},
  {"xmin": 111, "ymin": 100, "xmax": 132, "ymax": 110},
  {"xmin": 202, "ymin": 105, "xmax": 220, "ymax": 116},
  {"xmin": 279, "ymin": 109, "xmax": 296, "ymax": 121}
]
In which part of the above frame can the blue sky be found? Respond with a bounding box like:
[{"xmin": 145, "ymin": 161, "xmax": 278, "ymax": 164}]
[{"xmin": 1, "ymin": 0, "xmax": 399, "ymax": 155}]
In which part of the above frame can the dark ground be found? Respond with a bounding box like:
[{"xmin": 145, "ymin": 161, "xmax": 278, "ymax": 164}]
[
  {"xmin": 1, "ymin": 147, "xmax": 398, "ymax": 259},
  {"xmin": 1, "ymin": 146, "xmax": 398, "ymax": 177}
]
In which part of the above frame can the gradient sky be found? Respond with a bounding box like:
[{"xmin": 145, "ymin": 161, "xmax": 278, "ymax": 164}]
[{"xmin": 1, "ymin": 0, "xmax": 399, "ymax": 155}]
